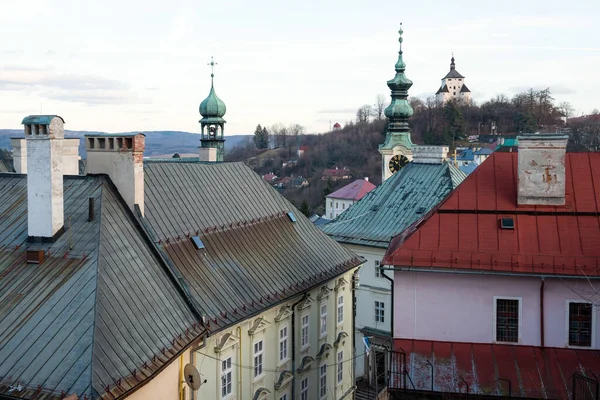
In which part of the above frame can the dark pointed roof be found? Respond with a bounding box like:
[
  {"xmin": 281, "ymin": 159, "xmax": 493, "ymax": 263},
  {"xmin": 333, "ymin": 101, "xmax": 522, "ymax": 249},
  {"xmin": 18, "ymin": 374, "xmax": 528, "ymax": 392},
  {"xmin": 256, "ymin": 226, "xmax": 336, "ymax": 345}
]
[
  {"xmin": 460, "ymin": 84, "xmax": 471, "ymax": 93},
  {"xmin": 435, "ymin": 84, "xmax": 449, "ymax": 94},
  {"xmin": 442, "ymin": 55, "xmax": 465, "ymax": 79}
]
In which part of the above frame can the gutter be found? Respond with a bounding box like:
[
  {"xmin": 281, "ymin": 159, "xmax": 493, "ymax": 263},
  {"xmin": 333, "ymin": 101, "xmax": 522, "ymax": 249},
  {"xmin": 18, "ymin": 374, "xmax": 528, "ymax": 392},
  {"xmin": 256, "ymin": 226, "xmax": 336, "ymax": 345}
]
[
  {"xmin": 383, "ymin": 266, "xmax": 600, "ymax": 280},
  {"xmin": 381, "ymin": 269, "xmax": 394, "ymax": 385},
  {"xmin": 540, "ymin": 278, "xmax": 545, "ymax": 348}
]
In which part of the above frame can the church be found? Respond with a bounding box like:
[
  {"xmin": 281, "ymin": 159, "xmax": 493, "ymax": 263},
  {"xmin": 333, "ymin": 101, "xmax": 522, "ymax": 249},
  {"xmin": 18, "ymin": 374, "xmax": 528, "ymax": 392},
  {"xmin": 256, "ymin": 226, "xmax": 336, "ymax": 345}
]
[
  {"xmin": 321, "ymin": 25, "xmax": 467, "ymax": 390},
  {"xmin": 435, "ymin": 55, "xmax": 471, "ymax": 104}
]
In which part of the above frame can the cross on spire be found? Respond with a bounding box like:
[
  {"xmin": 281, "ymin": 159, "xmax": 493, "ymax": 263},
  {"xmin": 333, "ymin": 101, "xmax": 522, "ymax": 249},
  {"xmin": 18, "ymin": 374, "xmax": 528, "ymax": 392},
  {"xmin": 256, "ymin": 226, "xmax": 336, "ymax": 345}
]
[{"xmin": 208, "ymin": 56, "xmax": 217, "ymax": 78}]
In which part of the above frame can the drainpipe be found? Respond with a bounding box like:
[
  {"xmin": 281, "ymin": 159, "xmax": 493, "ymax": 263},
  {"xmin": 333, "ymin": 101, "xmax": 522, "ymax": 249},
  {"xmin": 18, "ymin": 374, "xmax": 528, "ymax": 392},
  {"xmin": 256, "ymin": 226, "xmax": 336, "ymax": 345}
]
[
  {"xmin": 540, "ymin": 278, "xmax": 545, "ymax": 348},
  {"xmin": 237, "ymin": 326, "xmax": 242, "ymax": 399},
  {"xmin": 291, "ymin": 293, "xmax": 308, "ymax": 400},
  {"xmin": 189, "ymin": 336, "xmax": 207, "ymax": 400},
  {"xmin": 382, "ymin": 269, "xmax": 394, "ymax": 384}
]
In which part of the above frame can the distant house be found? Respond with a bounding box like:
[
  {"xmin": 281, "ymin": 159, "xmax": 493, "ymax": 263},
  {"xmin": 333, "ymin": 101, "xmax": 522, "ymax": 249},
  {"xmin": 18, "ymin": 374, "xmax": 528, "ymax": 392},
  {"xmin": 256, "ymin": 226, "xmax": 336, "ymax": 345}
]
[
  {"xmin": 325, "ymin": 178, "xmax": 376, "ymax": 220},
  {"xmin": 333, "ymin": 122, "xmax": 342, "ymax": 131},
  {"xmin": 384, "ymin": 134, "xmax": 600, "ymax": 399},
  {"xmin": 322, "ymin": 167, "xmax": 351, "ymax": 181},
  {"xmin": 297, "ymin": 145, "xmax": 309, "ymax": 158},
  {"xmin": 473, "ymin": 147, "xmax": 493, "ymax": 164},
  {"xmin": 291, "ymin": 176, "xmax": 309, "ymax": 188},
  {"xmin": 262, "ymin": 172, "xmax": 277, "ymax": 182}
]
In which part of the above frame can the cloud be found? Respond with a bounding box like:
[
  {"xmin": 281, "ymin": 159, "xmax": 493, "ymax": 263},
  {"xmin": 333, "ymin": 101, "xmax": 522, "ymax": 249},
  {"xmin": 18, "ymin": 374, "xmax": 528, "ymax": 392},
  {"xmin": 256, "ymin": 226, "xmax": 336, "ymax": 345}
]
[
  {"xmin": 0, "ymin": 65, "xmax": 145, "ymax": 105},
  {"xmin": 316, "ymin": 107, "xmax": 356, "ymax": 114}
]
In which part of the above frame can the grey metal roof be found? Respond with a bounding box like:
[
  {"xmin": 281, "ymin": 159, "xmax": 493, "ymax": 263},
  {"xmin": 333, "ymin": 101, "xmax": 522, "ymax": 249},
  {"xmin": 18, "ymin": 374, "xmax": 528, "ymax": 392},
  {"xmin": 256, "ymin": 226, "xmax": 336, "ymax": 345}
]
[
  {"xmin": 0, "ymin": 174, "xmax": 202, "ymax": 399},
  {"xmin": 321, "ymin": 162, "xmax": 466, "ymax": 248},
  {"xmin": 435, "ymin": 84, "xmax": 449, "ymax": 94},
  {"xmin": 443, "ymin": 69, "xmax": 465, "ymax": 79},
  {"xmin": 143, "ymin": 162, "xmax": 363, "ymax": 331}
]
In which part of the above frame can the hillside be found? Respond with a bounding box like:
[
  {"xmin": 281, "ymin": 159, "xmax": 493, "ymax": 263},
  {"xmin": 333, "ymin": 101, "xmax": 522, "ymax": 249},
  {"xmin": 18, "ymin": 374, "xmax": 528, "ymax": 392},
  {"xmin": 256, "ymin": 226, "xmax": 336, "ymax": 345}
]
[{"xmin": 0, "ymin": 130, "xmax": 249, "ymax": 157}]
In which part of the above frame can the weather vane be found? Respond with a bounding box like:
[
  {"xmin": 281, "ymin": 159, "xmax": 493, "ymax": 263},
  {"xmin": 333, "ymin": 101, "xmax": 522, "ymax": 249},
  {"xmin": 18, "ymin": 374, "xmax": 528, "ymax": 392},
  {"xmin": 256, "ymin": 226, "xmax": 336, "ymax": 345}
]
[{"xmin": 208, "ymin": 56, "xmax": 217, "ymax": 77}]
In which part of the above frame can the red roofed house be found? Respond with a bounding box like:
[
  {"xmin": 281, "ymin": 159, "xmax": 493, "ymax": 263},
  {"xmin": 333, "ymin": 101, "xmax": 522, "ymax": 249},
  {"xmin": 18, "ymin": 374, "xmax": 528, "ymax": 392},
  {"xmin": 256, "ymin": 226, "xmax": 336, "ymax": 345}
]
[
  {"xmin": 326, "ymin": 178, "xmax": 376, "ymax": 219},
  {"xmin": 322, "ymin": 167, "xmax": 352, "ymax": 182},
  {"xmin": 383, "ymin": 133, "xmax": 600, "ymax": 399}
]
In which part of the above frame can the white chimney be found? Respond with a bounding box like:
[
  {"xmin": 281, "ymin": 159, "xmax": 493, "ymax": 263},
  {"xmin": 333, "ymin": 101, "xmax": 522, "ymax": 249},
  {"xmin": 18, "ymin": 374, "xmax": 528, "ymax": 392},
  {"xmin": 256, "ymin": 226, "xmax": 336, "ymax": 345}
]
[
  {"xmin": 198, "ymin": 147, "xmax": 217, "ymax": 162},
  {"xmin": 364, "ymin": 177, "xmax": 369, "ymax": 182},
  {"xmin": 10, "ymin": 138, "xmax": 27, "ymax": 173},
  {"xmin": 23, "ymin": 115, "xmax": 65, "ymax": 240},
  {"xmin": 517, "ymin": 133, "xmax": 569, "ymax": 206},
  {"xmin": 11, "ymin": 137, "xmax": 80, "ymax": 175},
  {"xmin": 85, "ymin": 133, "xmax": 145, "ymax": 215},
  {"xmin": 412, "ymin": 145, "xmax": 450, "ymax": 164}
]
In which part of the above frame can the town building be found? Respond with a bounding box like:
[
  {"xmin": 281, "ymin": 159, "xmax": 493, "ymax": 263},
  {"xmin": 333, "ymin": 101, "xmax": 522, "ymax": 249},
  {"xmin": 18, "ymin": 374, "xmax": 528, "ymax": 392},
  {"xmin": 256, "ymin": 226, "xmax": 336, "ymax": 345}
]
[
  {"xmin": 0, "ymin": 110, "xmax": 362, "ymax": 399},
  {"xmin": 325, "ymin": 179, "xmax": 375, "ymax": 220},
  {"xmin": 322, "ymin": 167, "xmax": 352, "ymax": 182},
  {"xmin": 378, "ymin": 24, "xmax": 413, "ymax": 183},
  {"xmin": 384, "ymin": 133, "xmax": 600, "ymax": 399},
  {"xmin": 435, "ymin": 55, "xmax": 471, "ymax": 105},
  {"xmin": 322, "ymin": 26, "xmax": 467, "ymax": 394}
]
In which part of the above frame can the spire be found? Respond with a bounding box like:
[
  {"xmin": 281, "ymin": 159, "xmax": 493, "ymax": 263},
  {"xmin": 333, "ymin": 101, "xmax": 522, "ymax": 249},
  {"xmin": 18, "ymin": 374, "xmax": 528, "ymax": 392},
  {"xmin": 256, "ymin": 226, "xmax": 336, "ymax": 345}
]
[
  {"xmin": 199, "ymin": 56, "xmax": 226, "ymax": 119},
  {"xmin": 379, "ymin": 23, "xmax": 413, "ymax": 151},
  {"xmin": 450, "ymin": 53, "xmax": 455, "ymax": 71},
  {"xmin": 208, "ymin": 56, "xmax": 217, "ymax": 87}
]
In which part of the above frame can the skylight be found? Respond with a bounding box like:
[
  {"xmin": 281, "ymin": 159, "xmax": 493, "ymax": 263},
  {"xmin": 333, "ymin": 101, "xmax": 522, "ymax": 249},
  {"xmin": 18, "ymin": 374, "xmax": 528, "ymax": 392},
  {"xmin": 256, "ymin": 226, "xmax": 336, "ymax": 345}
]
[
  {"xmin": 499, "ymin": 217, "xmax": 515, "ymax": 230},
  {"xmin": 287, "ymin": 212, "xmax": 297, "ymax": 223},
  {"xmin": 191, "ymin": 236, "xmax": 205, "ymax": 249}
]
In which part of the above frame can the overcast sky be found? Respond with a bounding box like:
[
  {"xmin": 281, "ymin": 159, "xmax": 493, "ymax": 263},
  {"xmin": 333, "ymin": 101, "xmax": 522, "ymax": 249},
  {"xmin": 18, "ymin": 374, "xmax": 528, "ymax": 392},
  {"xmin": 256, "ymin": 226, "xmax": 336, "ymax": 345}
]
[{"xmin": 0, "ymin": 0, "xmax": 598, "ymax": 135}]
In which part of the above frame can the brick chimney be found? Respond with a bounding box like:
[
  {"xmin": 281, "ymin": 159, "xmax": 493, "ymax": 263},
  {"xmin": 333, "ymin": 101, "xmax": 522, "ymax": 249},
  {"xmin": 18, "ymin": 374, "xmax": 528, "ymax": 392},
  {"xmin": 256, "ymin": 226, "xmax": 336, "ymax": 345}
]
[
  {"xmin": 412, "ymin": 145, "xmax": 450, "ymax": 164},
  {"xmin": 85, "ymin": 133, "xmax": 145, "ymax": 215},
  {"xmin": 517, "ymin": 133, "xmax": 569, "ymax": 206},
  {"xmin": 22, "ymin": 115, "xmax": 65, "ymax": 240}
]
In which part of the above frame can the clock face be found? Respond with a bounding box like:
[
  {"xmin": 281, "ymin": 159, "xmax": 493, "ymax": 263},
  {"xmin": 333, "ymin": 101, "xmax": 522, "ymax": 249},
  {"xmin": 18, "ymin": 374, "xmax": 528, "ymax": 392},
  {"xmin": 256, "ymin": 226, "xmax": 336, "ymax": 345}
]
[{"xmin": 388, "ymin": 155, "xmax": 409, "ymax": 173}]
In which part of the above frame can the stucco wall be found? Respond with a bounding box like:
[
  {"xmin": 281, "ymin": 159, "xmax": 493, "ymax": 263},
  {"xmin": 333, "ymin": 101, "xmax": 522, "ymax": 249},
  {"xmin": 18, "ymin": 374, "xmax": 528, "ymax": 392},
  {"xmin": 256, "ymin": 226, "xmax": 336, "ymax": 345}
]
[
  {"xmin": 128, "ymin": 352, "xmax": 191, "ymax": 400},
  {"xmin": 326, "ymin": 198, "xmax": 354, "ymax": 220},
  {"xmin": 394, "ymin": 272, "xmax": 600, "ymax": 349}
]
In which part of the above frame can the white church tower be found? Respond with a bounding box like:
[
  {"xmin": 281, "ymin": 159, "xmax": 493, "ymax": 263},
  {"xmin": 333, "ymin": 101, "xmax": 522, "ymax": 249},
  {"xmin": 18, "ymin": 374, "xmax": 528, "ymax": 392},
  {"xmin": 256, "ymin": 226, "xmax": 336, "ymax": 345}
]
[{"xmin": 435, "ymin": 55, "xmax": 471, "ymax": 104}]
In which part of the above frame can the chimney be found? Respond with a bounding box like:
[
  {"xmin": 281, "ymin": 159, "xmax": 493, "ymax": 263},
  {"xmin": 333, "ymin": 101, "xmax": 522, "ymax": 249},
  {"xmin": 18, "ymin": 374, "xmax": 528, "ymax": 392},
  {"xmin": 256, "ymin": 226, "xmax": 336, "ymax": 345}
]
[
  {"xmin": 517, "ymin": 133, "xmax": 569, "ymax": 206},
  {"xmin": 198, "ymin": 147, "xmax": 217, "ymax": 162},
  {"xmin": 364, "ymin": 177, "xmax": 369, "ymax": 182},
  {"xmin": 22, "ymin": 115, "xmax": 65, "ymax": 240},
  {"xmin": 10, "ymin": 138, "xmax": 27, "ymax": 173},
  {"xmin": 85, "ymin": 133, "xmax": 145, "ymax": 215},
  {"xmin": 412, "ymin": 145, "xmax": 450, "ymax": 164},
  {"xmin": 11, "ymin": 137, "xmax": 80, "ymax": 175}
]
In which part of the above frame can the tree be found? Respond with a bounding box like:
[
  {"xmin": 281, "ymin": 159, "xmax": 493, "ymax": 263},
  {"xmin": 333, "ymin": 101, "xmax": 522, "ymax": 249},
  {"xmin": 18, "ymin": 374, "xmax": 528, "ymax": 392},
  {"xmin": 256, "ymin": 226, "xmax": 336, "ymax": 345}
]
[
  {"xmin": 270, "ymin": 123, "xmax": 288, "ymax": 148},
  {"xmin": 374, "ymin": 94, "xmax": 387, "ymax": 120},
  {"xmin": 356, "ymin": 105, "xmax": 373, "ymax": 123},
  {"xmin": 442, "ymin": 100, "xmax": 466, "ymax": 144},
  {"xmin": 558, "ymin": 102, "xmax": 574, "ymax": 119},
  {"xmin": 300, "ymin": 199, "xmax": 310, "ymax": 217},
  {"xmin": 253, "ymin": 124, "xmax": 269, "ymax": 149}
]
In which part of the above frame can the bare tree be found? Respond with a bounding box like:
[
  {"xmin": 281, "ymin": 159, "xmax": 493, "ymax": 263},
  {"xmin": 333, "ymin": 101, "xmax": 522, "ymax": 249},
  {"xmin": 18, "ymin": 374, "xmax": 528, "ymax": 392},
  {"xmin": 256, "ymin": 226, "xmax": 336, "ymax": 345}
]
[
  {"xmin": 356, "ymin": 104, "xmax": 373, "ymax": 123},
  {"xmin": 270, "ymin": 123, "xmax": 288, "ymax": 148},
  {"xmin": 558, "ymin": 102, "xmax": 575, "ymax": 119},
  {"xmin": 374, "ymin": 94, "xmax": 387, "ymax": 120}
]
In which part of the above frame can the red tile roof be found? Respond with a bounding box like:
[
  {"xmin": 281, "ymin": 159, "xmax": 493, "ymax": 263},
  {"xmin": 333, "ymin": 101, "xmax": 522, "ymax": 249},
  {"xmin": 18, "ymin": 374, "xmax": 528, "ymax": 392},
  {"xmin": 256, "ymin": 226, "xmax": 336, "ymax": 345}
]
[
  {"xmin": 384, "ymin": 152, "xmax": 600, "ymax": 276},
  {"xmin": 392, "ymin": 339, "xmax": 600, "ymax": 399},
  {"xmin": 327, "ymin": 179, "xmax": 376, "ymax": 201},
  {"xmin": 323, "ymin": 168, "xmax": 351, "ymax": 178}
]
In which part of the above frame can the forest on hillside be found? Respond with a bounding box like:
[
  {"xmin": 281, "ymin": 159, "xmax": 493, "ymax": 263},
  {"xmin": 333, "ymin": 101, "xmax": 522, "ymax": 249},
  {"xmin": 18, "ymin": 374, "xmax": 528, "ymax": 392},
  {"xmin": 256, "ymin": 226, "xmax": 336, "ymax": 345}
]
[{"xmin": 227, "ymin": 88, "xmax": 600, "ymax": 216}]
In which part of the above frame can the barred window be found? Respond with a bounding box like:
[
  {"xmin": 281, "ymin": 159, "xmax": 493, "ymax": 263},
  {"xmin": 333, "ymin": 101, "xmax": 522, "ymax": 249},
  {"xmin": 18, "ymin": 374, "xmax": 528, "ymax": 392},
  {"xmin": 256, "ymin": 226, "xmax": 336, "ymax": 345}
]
[
  {"xmin": 496, "ymin": 299, "xmax": 519, "ymax": 343},
  {"xmin": 569, "ymin": 302, "xmax": 592, "ymax": 347}
]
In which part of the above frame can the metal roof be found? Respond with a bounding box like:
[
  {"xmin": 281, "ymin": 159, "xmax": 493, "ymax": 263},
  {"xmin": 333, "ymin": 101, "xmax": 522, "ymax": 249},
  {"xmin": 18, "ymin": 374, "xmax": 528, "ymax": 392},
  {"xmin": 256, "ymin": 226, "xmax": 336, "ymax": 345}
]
[
  {"xmin": 21, "ymin": 115, "xmax": 64, "ymax": 125},
  {"xmin": 321, "ymin": 162, "xmax": 466, "ymax": 248},
  {"xmin": 384, "ymin": 152, "xmax": 600, "ymax": 276},
  {"xmin": 0, "ymin": 174, "xmax": 202, "ymax": 399},
  {"xmin": 327, "ymin": 179, "xmax": 376, "ymax": 201},
  {"xmin": 393, "ymin": 338, "xmax": 600, "ymax": 399},
  {"xmin": 143, "ymin": 161, "xmax": 362, "ymax": 331},
  {"xmin": 443, "ymin": 69, "xmax": 465, "ymax": 79}
]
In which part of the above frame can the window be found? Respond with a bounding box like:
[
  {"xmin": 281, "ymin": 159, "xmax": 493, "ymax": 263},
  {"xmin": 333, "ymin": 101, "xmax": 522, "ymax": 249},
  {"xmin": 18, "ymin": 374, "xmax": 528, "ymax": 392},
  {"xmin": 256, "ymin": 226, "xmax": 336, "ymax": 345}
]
[
  {"xmin": 279, "ymin": 326, "xmax": 288, "ymax": 361},
  {"xmin": 495, "ymin": 298, "xmax": 519, "ymax": 343},
  {"xmin": 221, "ymin": 357, "xmax": 232, "ymax": 398},
  {"xmin": 375, "ymin": 260, "xmax": 381, "ymax": 278},
  {"xmin": 569, "ymin": 302, "xmax": 592, "ymax": 347},
  {"xmin": 337, "ymin": 295, "xmax": 344, "ymax": 325},
  {"xmin": 279, "ymin": 394, "xmax": 288, "ymax": 400},
  {"xmin": 337, "ymin": 350, "xmax": 344, "ymax": 384},
  {"xmin": 320, "ymin": 363, "xmax": 327, "ymax": 398},
  {"xmin": 375, "ymin": 301, "xmax": 385, "ymax": 323},
  {"xmin": 253, "ymin": 340, "xmax": 264, "ymax": 378},
  {"xmin": 336, "ymin": 202, "xmax": 338, "ymax": 208},
  {"xmin": 330, "ymin": 201, "xmax": 333, "ymax": 208},
  {"xmin": 301, "ymin": 377, "xmax": 309, "ymax": 400},
  {"xmin": 320, "ymin": 303, "xmax": 327, "ymax": 336},
  {"xmin": 301, "ymin": 314, "xmax": 309, "ymax": 348},
  {"xmin": 342, "ymin": 203, "xmax": 345, "ymax": 209}
]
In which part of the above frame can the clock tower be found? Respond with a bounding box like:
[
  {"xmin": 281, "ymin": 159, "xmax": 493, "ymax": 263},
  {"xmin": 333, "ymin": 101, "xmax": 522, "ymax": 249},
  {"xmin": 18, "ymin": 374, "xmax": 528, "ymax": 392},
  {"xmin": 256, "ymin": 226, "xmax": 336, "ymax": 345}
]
[{"xmin": 379, "ymin": 24, "xmax": 414, "ymax": 182}]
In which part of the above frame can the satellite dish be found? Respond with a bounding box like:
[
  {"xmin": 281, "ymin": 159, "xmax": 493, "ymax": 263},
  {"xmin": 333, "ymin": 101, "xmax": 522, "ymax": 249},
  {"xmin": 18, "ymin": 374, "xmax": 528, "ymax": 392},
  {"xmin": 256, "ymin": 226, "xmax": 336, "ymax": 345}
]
[{"xmin": 184, "ymin": 363, "xmax": 202, "ymax": 390}]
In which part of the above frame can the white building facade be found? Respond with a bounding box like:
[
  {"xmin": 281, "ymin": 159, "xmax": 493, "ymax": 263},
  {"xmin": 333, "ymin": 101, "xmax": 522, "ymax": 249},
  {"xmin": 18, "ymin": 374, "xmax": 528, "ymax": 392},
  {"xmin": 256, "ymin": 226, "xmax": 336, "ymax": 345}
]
[{"xmin": 435, "ymin": 55, "xmax": 471, "ymax": 105}]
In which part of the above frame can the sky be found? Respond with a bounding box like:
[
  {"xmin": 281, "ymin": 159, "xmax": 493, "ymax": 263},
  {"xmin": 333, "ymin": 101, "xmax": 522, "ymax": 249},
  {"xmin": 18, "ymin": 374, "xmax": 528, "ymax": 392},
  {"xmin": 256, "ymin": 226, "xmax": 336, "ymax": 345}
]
[{"xmin": 0, "ymin": 0, "xmax": 599, "ymax": 135}]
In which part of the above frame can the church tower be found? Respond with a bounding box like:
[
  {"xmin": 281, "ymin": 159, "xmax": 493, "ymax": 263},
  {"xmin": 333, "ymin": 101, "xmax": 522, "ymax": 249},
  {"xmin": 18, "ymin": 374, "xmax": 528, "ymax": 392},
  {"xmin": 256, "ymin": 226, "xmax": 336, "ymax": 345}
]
[
  {"xmin": 199, "ymin": 57, "xmax": 227, "ymax": 162},
  {"xmin": 435, "ymin": 55, "xmax": 471, "ymax": 105},
  {"xmin": 379, "ymin": 24, "xmax": 414, "ymax": 182}
]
